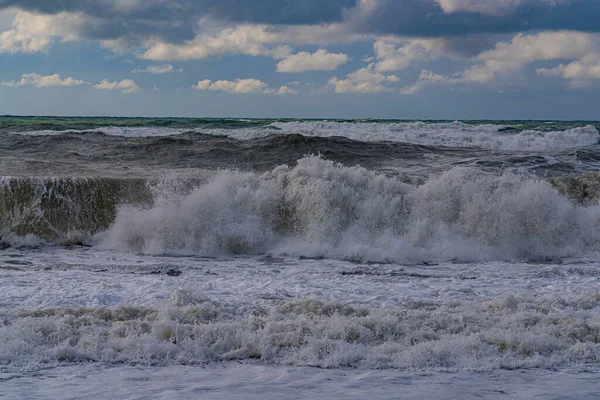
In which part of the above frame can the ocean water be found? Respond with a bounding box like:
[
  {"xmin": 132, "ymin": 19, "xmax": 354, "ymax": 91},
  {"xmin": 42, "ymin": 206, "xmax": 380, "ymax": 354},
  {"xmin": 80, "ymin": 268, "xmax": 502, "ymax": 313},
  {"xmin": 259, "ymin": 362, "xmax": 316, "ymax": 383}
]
[{"xmin": 1, "ymin": 117, "xmax": 600, "ymax": 399}]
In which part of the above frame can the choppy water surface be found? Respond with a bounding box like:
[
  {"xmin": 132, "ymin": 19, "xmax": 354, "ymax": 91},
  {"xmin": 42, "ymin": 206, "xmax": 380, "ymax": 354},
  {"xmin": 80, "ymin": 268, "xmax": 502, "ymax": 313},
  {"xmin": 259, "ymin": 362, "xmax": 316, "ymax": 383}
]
[{"xmin": 1, "ymin": 116, "xmax": 599, "ymax": 399}]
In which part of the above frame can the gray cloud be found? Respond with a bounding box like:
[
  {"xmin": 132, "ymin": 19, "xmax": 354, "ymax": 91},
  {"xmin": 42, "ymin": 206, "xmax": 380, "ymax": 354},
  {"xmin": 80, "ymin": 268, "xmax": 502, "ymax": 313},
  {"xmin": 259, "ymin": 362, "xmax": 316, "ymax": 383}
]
[
  {"xmin": 0, "ymin": 1, "xmax": 356, "ymax": 25},
  {"xmin": 0, "ymin": 0, "xmax": 356, "ymax": 23},
  {"xmin": 1, "ymin": 0, "xmax": 599, "ymax": 45},
  {"xmin": 0, "ymin": 0, "xmax": 356, "ymax": 43},
  {"xmin": 350, "ymin": 0, "xmax": 600, "ymax": 37}
]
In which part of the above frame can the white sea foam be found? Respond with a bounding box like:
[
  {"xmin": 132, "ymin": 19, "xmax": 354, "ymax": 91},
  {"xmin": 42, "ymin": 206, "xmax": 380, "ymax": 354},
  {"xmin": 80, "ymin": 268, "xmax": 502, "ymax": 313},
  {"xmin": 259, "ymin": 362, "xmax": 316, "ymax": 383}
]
[
  {"xmin": 1, "ymin": 287, "xmax": 598, "ymax": 373},
  {"xmin": 96, "ymin": 156, "xmax": 600, "ymax": 263},
  {"xmin": 1, "ymin": 244, "xmax": 598, "ymax": 389},
  {"xmin": 94, "ymin": 127, "xmax": 189, "ymax": 137}
]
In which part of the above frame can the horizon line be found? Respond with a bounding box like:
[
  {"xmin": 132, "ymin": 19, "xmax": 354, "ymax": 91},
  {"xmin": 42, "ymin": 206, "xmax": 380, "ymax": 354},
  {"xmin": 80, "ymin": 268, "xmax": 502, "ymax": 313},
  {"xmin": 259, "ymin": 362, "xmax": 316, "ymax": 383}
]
[{"xmin": 1, "ymin": 115, "xmax": 598, "ymax": 122}]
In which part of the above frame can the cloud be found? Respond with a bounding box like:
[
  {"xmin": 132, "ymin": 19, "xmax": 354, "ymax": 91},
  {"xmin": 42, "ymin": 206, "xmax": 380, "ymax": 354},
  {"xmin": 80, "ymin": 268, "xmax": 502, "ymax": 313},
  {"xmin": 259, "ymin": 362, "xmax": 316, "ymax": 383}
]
[
  {"xmin": 0, "ymin": 0, "xmax": 355, "ymax": 24},
  {"xmin": 400, "ymin": 70, "xmax": 449, "ymax": 94},
  {"xmin": 0, "ymin": 11, "xmax": 82, "ymax": 53},
  {"xmin": 196, "ymin": 78, "xmax": 297, "ymax": 95},
  {"xmin": 2, "ymin": 72, "xmax": 143, "ymax": 95},
  {"xmin": 459, "ymin": 31, "xmax": 600, "ymax": 83},
  {"xmin": 434, "ymin": 0, "xmax": 525, "ymax": 15},
  {"xmin": 274, "ymin": 23, "xmax": 366, "ymax": 45},
  {"xmin": 196, "ymin": 78, "xmax": 267, "ymax": 93},
  {"xmin": 2, "ymin": 0, "xmax": 600, "ymax": 53},
  {"xmin": 372, "ymin": 34, "xmax": 504, "ymax": 73},
  {"xmin": 538, "ymin": 62, "xmax": 600, "ymax": 80},
  {"xmin": 0, "ymin": 0, "xmax": 355, "ymax": 46},
  {"xmin": 271, "ymin": 85, "xmax": 299, "ymax": 95},
  {"xmin": 93, "ymin": 78, "xmax": 140, "ymax": 94},
  {"xmin": 132, "ymin": 64, "xmax": 182, "ymax": 74},
  {"xmin": 276, "ymin": 49, "xmax": 349, "ymax": 73},
  {"xmin": 140, "ymin": 24, "xmax": 289, "ymax": 61},
  {"xmin": 2, "ymin": 72, "xmax": 87, "ymax": 87},
  {"xmin": 537, "ymin": 56, "xmax": 600, "ymax": 87},
  {"xmin": 3, "ymin": 0, "xmax": 598, "ymax": 68},
  {"xmin": 373, "ymin": 38, "xmax": 450, "ymax": 72},
  {"xmin": 349, "ymin": 0, "xmax": 600, "ymax": 37},
  {"xmin": 3, "ymin": 0, "xmax": 600, "ymax": 99},
  {"xmin": 329, "ymin": 64, "xmax": 399, "ymax": 93},
  {"xmin": 0, "ymin": 8, "xmax": 16, "ymax": 31},
  {"xmin": 139, "ymin": 22, "xmax": 362, "ymax": 62},
  {"xmin": 396, "ymin": 30, "xmax": 600, "ymax": 93}
]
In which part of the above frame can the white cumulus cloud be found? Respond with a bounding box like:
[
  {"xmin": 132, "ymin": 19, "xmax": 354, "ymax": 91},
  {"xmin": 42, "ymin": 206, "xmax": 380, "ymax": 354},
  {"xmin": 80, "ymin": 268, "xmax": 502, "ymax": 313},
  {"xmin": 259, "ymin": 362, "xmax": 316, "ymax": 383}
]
[
  {"xmin": 274, "ymin": 85, "xmax": 299, "ymax": 95},
  {"xmin": 276, "ymin": 49, "xmax": 349, "ymax": 73},
  {"xmin": 94, "ymin": 78, "xmax": 140, "ymax": 94},
  {"xmin": 329, "ymin": 64, "xmax": 399, "ymax": 93},
  {"xmin": 196, "ymin": 78, "xmax": 297, "ymax": 95},
  {"xmin": 0, "ymin": 11, "xmax": 83, "ymax": 54},
  {"xmin": 537, "ymin": 56, "xmax": 600, "ymax": 87},
  {"xmin": 2, "ymin": 73, "xmax": 87, "ymax": 87},
  {"xmin": 538, "ymin": 61, "xmax": 600, "ymax": 80},
  {"xmin": 139, "ymin": 21, "xmax": 362, "ymax": 63},
  {"xmin": 373, "ymin": 39, "xmax": 447, "ymax": 72},
  {"xmin": 394, "ymin": 30, "xmax": 600, "ymax": 94},
  {"xmin": 459, "ymin": 31, "xmax": 599, "ymax": 83},
  {"xmin": 141, "ymin": 24, "xmax": 288, "ymax": 61}
]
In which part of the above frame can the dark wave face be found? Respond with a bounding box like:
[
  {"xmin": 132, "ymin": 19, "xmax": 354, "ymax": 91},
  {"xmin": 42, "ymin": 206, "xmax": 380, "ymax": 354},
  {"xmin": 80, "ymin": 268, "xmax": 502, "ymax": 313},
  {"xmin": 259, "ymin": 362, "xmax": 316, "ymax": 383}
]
[
  {"xmin": 0, "ymin": 116, "xmax": 276, "ymax": 134},
  {"xmin": 0, "ymin": 177, "xmax": 152, "ymax": 241},
  {"xmin": 1, "ymin": 118, "xmax": 600, "ymax": 178},
  {"xmin": 2, "ymin": 116, "xmax": 600, "ymax": 262}
]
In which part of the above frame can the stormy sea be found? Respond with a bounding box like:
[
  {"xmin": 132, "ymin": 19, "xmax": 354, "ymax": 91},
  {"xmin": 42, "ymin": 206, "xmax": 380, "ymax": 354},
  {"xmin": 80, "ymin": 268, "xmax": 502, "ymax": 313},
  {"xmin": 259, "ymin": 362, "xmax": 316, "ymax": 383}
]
[{"xmin": 1, "ymin": 116, "xmax": 600, "ymax": 399}]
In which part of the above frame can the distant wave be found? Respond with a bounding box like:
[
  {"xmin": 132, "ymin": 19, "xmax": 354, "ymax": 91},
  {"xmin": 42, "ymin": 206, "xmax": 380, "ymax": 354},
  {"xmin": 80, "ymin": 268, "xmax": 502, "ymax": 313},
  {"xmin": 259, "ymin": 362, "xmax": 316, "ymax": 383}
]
[
  {"xmin": 11, "ymin": 121, "xmax": 599, "ymax": 151},
  {"xmin": 12, "ymin": 127, "xmax": 192, "ymax": 138},
  {"xmin": 258, "ymin": 121, "xmax": 600, "ymax": 151}
]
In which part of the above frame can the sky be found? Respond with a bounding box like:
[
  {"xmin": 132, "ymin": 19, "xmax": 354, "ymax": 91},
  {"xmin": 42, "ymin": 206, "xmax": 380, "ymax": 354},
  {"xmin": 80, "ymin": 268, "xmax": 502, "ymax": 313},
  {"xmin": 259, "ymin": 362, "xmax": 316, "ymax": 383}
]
[{"xmin": 0, "ymin": 0, "xmax": 599, "ymax": 119}]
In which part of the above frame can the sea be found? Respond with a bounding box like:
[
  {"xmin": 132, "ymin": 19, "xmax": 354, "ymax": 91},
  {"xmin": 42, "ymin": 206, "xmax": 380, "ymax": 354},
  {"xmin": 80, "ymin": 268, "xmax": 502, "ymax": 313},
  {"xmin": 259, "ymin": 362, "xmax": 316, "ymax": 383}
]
[{"xmin": 1, "ymin": 116, "xmax": 599, "ymax": 399}]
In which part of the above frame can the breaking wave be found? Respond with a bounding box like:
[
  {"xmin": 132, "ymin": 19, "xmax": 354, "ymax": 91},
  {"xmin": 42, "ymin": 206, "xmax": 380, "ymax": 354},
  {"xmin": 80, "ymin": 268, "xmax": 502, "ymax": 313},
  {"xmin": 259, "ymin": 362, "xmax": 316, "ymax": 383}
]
[
  {"xmin": 95, "ymin": 156, "xmax": 600, "ymax": 262},
  {"xmin": 3, "ymin": 156, "xmax": 600, "ymax": 262}
]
